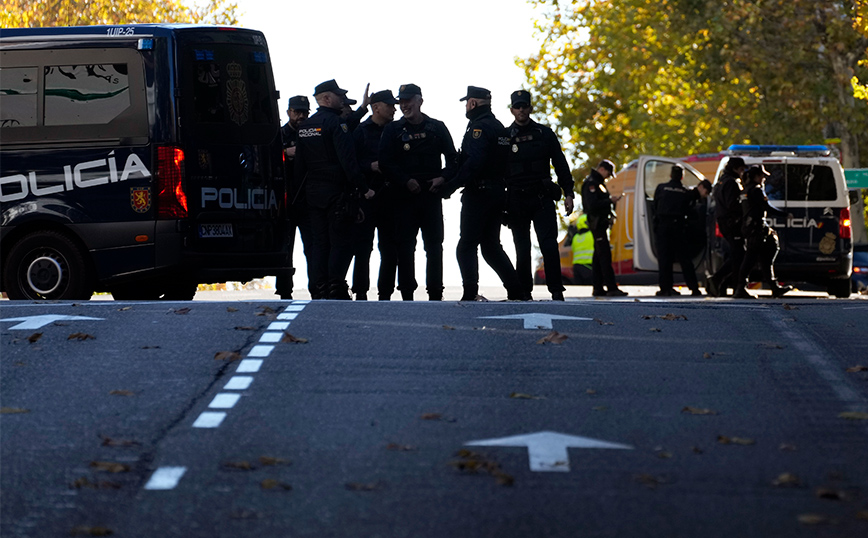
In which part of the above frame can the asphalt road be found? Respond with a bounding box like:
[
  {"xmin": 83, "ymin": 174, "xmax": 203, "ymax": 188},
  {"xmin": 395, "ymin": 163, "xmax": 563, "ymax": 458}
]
[{"xmin": 2, "ymin": 291, "xmax": 867, "ymax": 537}]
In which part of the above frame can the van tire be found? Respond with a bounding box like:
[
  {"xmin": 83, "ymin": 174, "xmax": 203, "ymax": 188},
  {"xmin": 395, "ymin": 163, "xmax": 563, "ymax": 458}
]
[
  {"xmin": 827, "ymin": 279, "xmax": 851, "ymax": 298},
  {"xmin": 3, "ymin": 231, "xmax": 94, "ymax": 300}
]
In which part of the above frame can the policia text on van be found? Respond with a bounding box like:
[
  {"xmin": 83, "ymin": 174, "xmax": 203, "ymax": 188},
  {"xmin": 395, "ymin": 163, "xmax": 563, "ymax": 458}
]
[{"xmin": 0, "ymin": 24, "xmax": 291, "ymax": 300}]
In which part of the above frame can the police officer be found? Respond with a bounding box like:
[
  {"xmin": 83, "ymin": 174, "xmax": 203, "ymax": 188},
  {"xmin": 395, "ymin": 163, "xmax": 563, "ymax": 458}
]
[
  {"xmin": 441, "ymin": 86, "xmax": 524, "ymax": 301},
  {"xmin": 276, "ymin": 95, "xmax": 310, "ymax": 299},
  {"xmin": 570, "ymin": 214, "xmax": 594, "ymax": 285},
  {"xmin": 379, "ymin": 84, "xmax": 457, "ymax": 301},
  {"xmin": 580, "ymin": 159, "xmax": 627, "ymax": 297},
  {"xmin": 295, "ymin": 79, "xmax": 374, "ymax": 300},
  {"xmin": 652, "ymin": 164, "xmax": 703, "ymax": 296},
  {"xmin": 707, "ymin": 157, "xmax": 747, "ymax": 297},
  {"xmin": 351, "ymin": 89, "xmax": 399, "ymax": 301},
  {"xmin": 504, "ymin": 90, "xmax": 574, "ymax": 301},
  {"xmin": 341, "ymin": 83, "xmax": 370, "ymax": 132},
  {"xmin": 735, "ymin": 165, "xmax": 792, "ymax": 299}
]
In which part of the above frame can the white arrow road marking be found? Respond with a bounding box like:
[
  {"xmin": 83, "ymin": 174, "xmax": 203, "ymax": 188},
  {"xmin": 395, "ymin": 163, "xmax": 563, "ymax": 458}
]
[
  {"xmin": 479, "ymin": 313, "xmax": 593, "ymax": 330},
  {"xmin": 466, "ymin": 431, "xmax": 633, "ymax": 472},
  {"xmin": 1, "ymin": 314, "xmax": 104, "ymax": 330}
]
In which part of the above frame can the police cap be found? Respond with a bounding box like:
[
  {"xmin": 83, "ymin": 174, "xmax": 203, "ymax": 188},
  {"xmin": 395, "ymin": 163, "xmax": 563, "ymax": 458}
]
[
  {"xmin": 397, "ymin": 84, "xmax": 422, "ymax": 99},
  {"xmin": 728, "ymin": 157, "xmax": 746, "ymax": 171},
  {"xmin": 598, "ymin": 159, "xmax": 617, "ymax": 178},
  {"xmin": 510, "ymin": 90, "xmax": 532, "ymax": 108},
  {"xmin": 314, "ymin": 79, "xmax": 348, "ymax": 96},
  {"xmin": 371, "ymin": 90, "xmax": 399, "ymax": 105},
  {"xmin": 459, "ymin": 86, "xmax": 492, "ymax": 101},
  {"xmin": 343, "ymin": 96, "xmax": 357, "ymax": 106},
  {"xmin": 287, "ymin": 95, "xmax": 310, "ymax": 111}
]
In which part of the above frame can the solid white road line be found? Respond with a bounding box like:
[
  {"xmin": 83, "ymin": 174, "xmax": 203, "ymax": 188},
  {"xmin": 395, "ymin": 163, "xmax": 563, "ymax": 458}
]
[
  {"xmin": 144, "ymin": 467, "xmax": 187, "ymax": 490},
  {"xmin": 192, "ymin": 412, "xmax": 226, "ymax": 428},
  {"xmin": 236, "ymin": 359, "xmax": 263, "ymax": 373},
  {"xmin": 224, "ymin": 376, "xmax": 253, "ymax": 390},
  {"xmin": 208, "ymin": 393, "xmax": 241, "ymax": 409},
  {"xmin": 248, "ymin": 345, "xmax": 274, "ymax": 357}
]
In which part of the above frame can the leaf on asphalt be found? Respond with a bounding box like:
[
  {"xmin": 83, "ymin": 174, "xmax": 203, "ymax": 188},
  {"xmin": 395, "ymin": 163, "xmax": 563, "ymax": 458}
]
[
  {"xmin": 758, "ymin": 343, "xmax": 785, "ymax": 349},
  {"xmin": 0, "ymin": 407, "xmax": 30, "ymax": 414},
  {"xmin": 717, "ymin": 435, "xmax": 755, "ymax": 445},
  {"xmin": 682, "ymin": 406, "xmax": 718, "ymax": 415},
  {"xmin": 691, "ymin": 446, "xmax": 704, "ymax": 454},
  {"xmin": 70, "ymin": 477, "xmax": 122, "ymax": 490},
  {"xmin": 141, "ymin": 345, "xmax": 161, "ymax": 349},
  {"xmin": 772, "ymin": 473, "xmax": 801, "ymax": 487},
  {"xmin": 258, "ymin": 456, "xmax": 291, "ymax": 466},
  {"xmin": 797, "ymin": 514, "xmax": 829, "ymax": 525},
  {"xmin": 386, "ymin": 443, "xmax": 418, "ymax": 452},
  {"xmin": 27, "ymin": 333, "xmax": 43, "ymax": 344},
  {"xmin": 586, "ymin": 389, "xmax": 597, "ymax": 395},
  {"xmin": 234, "ymin": 326, "xmax": 256, "ymax": 331},
  {"xmin": 442, "ymin": 325, "xmax": 455, "ymax": 330},
  {"xmin": 536, "ymin": 331, "xmax": 568, "ymax": 345},
  {"xmin": 281, "ymin": 332, "xmax": 308, "ymax": 344},
  {"xmin": 117, "ymin": 306, "xmax": 132, "ymax": 312},
  {"xmin": 255, "ymin": 306, "xmax": 277, "ymax": 317},
  {"xmin": 493, "ymin": 470, "xmax": 516, "ymax": 486},
  {"xmin": 171, "ymin": 307, "xmax": 191, "ymax": 315},
  {"xmin": 838, "ymin": 411, "xmax": 868, "ymax": 420},
  {"xmin": 214, "ymin": 351, "xmax": 242, "ymax": 361},
  {"xmin": 89, "ymin": 461, "xmax": 130, "ymax": 473},
  {"xmin": 68, "ymin": 333, "xmax": 96, "ymax": 341},
  {"xmin": 641, "ymin": 314, "xmax": 687, "ymax": 321},
  {"xmin": 345, "ymin": 481, "xmax": 383, "ymax": 491},
  {"xmin": 815, "ymin": 487, "xmax": 846, "ymax": 501},
  {"xmin": 649, "ymin": 328, "xmax": 661, "ymax": 332},
  {"xmin": 420, "ymin": 412, "xmax": 457, "ymax": 422},
  {"xmin": 856, "ymin": 510, "xmax": 868, "ymax": 521},
  {"xmin": 229, "ymin": 509, "xmax": 263, "ymax": 520},
  {"xmin": 656, "ymin": 451, "xmax": 673, "ymax": 459},
  {"xmin": 846, "ymin": 365, "xmax": 868, "ymax": 373},
  {"xmin": 100, "ymin": 436, "xmax": 139, "ymax": 448},
  {"xmin": 782, "ymin": 303, "xmax": 799, "ymax": 310},
  {"xmin": 222, "ymin": 461, "xmax": 255, "ymax": 471},
  {"xmin": 592, "ymin": 406, "xmax": 608, "ymax": 411},
  {"xmin": 509, "ymin": 392, "xmax": 545, "ymax": 400},
  {"xmin": 779, "ymin": 443, "xmax": 798, "ymax": 452},
  {"xmin": 70, "ymin": 526, "xmax": 114, "ymax": 536},
  {"xmin": 634, "ymin": 473, "xmax": 669, "ymax": 489},
  {"xmin": 227, "ymin": 307, "xmax": 239, "ymax": 313},
  {"xmin": 260, "ymin": 479, "xmax": 292, "ymax": 491},
  {"xmin": 108, "ymin": 390, "xmax": 135, "ymax": 397},
  {"xmin": 593, "ymin": 318, "xmax": 614, "ymax": 325},
  {"xmin": 449, "ymin": 449, "xmax": 513, "ymax": 487}
]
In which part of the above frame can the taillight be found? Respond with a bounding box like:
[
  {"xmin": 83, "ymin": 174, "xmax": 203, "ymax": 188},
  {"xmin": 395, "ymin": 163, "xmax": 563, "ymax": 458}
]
[
  {"xmin": 157, "ymin": 146, "xmax": 188, "ymax": 219},
  {"xmin": 840, "ymin": 207, "xmax": 851, "ymax": 239},
  {"xmin": 714, "ymin": 222, "xmax": 723, "ymax": 238}
]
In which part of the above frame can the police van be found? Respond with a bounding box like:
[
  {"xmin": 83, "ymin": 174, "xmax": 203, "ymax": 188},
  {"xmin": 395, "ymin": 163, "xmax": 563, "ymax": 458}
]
[
  {"xmin": 0, "ymin": 24, "xmax": 290, "ymax": 300},
  {"xmin": 632, "ymin": 145, "xmax": 853, "ymax": 297}
]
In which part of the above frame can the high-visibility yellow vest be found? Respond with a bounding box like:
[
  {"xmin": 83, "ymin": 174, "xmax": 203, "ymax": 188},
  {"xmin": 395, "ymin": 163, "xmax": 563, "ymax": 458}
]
[{"xmin": 572, "ymin": 215, "xmax": 594, "ymax": 265}]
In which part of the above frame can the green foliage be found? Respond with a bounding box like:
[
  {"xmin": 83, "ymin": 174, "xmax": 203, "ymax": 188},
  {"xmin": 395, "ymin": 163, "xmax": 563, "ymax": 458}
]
[
  {"xmin": 523, "ymin": 0, "xmax": 868, "ymax": 169},
  {"xmin": 0, "ymin": 0, "xmax": 239, "ymax": 28}
]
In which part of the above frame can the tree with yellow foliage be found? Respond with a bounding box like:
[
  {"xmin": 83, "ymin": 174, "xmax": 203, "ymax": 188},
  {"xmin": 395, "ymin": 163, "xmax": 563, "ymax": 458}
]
[{"xmin": 0, "ymin": 0, "xmax": 239, "ymax": 28}]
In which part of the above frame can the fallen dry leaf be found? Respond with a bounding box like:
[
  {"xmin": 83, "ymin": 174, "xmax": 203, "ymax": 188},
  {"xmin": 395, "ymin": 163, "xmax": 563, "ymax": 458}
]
[
  {"xmin": 386, "ymin": 443, "xmax": 418, "ymax": 452},
  {"xmin": 420, "ymin": 412, "xmax": 457, "ymax": 422},
  {"xmin": 682, "ymin": 406, "xmax": 718, "ymax": 415},
  {"xmin": 536, "ymin": 331, "xmax": 568, "ymax": 345},
  {"xmin": 845, "ymin": 365, "xmax": 868, "ymax": 373},
  {"xmin": 691, "ymin": 446, "xmax": 704, "ymax": 454},
  {"xmin": 442, "ymin": 325, "xmax": 455, "ymax": 330},
  {"xmin": 649, "ymin": 328, "xmax": 661, "ymax": 332},
  {"xmin": 281, "ymin": 332, "xmax": 308, "ymax": 344},
  {"xmin": 117, "ymin": 306, "xmax": 132, "ymax": 312},
  {"xmin": 797, "ymin": 514, "xmax": 828, "ymax": 525},
  {"xmin": 171, "ymin": 307, "xmax": 191, "ymax": 315},
  {"xmin": 642, "ymin": 314, "xmax": 687, "ymax": 321},
  {"xmin": 222, "ymin": 461, "xmax": 255, "ymax": 471},
  {"xmin": 345, "ymin": 481, "xmax": 382, "ymax": 491},
  {"xmin": 450, "ymin": 449, "xmax": 513, "ymax": 487},
  {"xmin": 141, "ymin": 345, "xmax": 161, "ymax": 349},
  {"xmin": 229, "ymin": 509, "xmax": 262, "ymax": 520},
  {"xmin": 772, "ymin": 473, "xmax": 801, "ymax": 487},
  {"xmin": 70, "ymin": 526, "xmax": 114, "ymax": 536},
  {"xmin": 758, "ymin": 343, "xmax": 785, "ymax": 349},
  {"xmin": 0, "ymin": 407, "xmax": 30, "ymax": 414},
  {"xmin": 227, "ymin": 307, "xmax": 239, "ymax": 313},
  {"xmin": 68, "ymin": 333, "xmax": 96, "ymax": 341},
  {"xmin": 89, "ymin": 461, "xmax": 130, "ymax": 473},
  {"xmin": 586, "ymin": 389, "xmax": 597, "ymax": 395},
  {"xmin": 839, "ymin": 411, "xmax": 868, "ymax": 420},
  {"xmin": 100, "ymin": 436, "xmax": 139, "ymax": 448},
  {"xmin": 108, "ymin": 390, "xmax": 135, "ymax": 397},
  {"xmin": 70, "ymin": 477, "xmax": 122, "ymax": 490},
  {"xmin": 816, "ymin": 487, "xmax": 846, "ymax": 501},
  {"xmin": 656, "ymin": 451, "xmax": 673, "ymax": 459},
  {"xmin": 258, "ymin": 306, "xmax": 276, "ymax": 314},
  {"xmin": 593, "ymin": 318, "xmax": 614, "ymax": 326},
  {"xmin": 592, "ymin": 406, "xmax": 608, "ymax": 411},
  {"xmin": 634, "ymin": 473, "xmax": 669, "ymax": 489},
  {"xmin": 856, "ymin": 510, "xmax": 868, "ymax": 521},
  {"xmin": 234, "ymin": 326, "xmax": 256, "ymax": 331},
  {"xmin": 782, "ymin": 303, "xmax": 799, "ymax": 310},
  {"xmin": 779, "ymin": 443, "xmax": 798, "ymax": 452},
  {"xmin": 214, "ymin": 351, "xmax": 242, "ymax": 361},
  {"xmin": 260, "ymin": 479, "xmax": 292, "ymax": 491},
  {"xmin": 27, "ymin": 333, "xmax": 42, "ymax": 344},
  {"xmin": 258, "ymin": 456, "xmax": 290, "ymax": 466},
  {"xmin": 717, "ymin": 435, "xmax": 755, "ymax": 445},
  {"xmin": 509, "ymin": 392, "xmax": 544, "ymax": 400}
]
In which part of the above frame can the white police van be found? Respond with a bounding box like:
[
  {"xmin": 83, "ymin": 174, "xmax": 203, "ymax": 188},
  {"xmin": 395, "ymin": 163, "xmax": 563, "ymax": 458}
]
[{"xmin": 0, "ymin": 25, "xmax": 290, "ymax": 300}]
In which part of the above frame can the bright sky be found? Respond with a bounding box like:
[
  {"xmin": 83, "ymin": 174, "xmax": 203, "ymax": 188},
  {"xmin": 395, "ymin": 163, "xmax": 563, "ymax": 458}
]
[{"xmin": 237, "ymin": 0, "xmax": 549, "ymax": 289}]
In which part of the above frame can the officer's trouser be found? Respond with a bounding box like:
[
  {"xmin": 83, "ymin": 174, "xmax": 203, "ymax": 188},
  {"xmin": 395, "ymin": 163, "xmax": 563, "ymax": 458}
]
[
  {"xmin": 589, "ymin": 218, "xmax": 618, "ymax": 292},
  {"xmin": 395, "ymin": 192, "xmax": 444, "ymax": 299},
  {"xmin": 655, "ymin": 220, "xmax": 699, "ymax": 292},
  {"xmin": 508, "ymin": 192, "xmax": 563, "ymax": 295}
]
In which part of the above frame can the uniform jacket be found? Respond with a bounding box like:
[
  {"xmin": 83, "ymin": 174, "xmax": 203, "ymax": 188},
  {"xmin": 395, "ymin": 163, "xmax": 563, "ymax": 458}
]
[
  {"xmin": 653, "ymin": 178, "xmax": 698, "ymax": 225},
  {"xmin": 353, "ymin": 117, "xmax": 388, "ymax": 192},
  {"xmin": 580, "ymin": 168, "xmax": 615, "ymax": 226},
  {"xmin": 740, "ymin": 182, "xmax": 788, "ymax": 239},
  {"xmin": 713, "ymin": 168, "xmax": 743, "ymax": 236},
  {"xmin": 506, "ymin": 120, "xmax": 572, "ymax": 196},
  {"xmin": 571, "ymin": 214, "xmax": 594, "ymax": 265},
  {"xmin": 379, "ymin": 115, "xmax": 457, "ymax": 194},
  {"xmin": 444, "ymin": 105, "xmax": 509, "ymax": 195},
  {"xmin": 295, "ymin": 106, "xmax": 367, "ymax": 208}
]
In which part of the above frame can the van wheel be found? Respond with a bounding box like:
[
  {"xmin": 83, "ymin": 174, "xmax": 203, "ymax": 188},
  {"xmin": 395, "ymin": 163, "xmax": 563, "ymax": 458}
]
[
  {"xmin": 4, "ymin": 231, "xmax": 93, "ymax": 300},
  {"xmin": 160, "ymin": 280, "xmax": 197, "ymax": 301},
  {"xmin": 827, "ymin": 279, "xmax": 851, "ymax": 298}
]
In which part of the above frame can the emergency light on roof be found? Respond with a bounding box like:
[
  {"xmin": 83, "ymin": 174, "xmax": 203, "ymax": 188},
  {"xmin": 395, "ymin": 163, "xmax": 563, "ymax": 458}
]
[
  {"xmin": 137, "ymin": 38, "xmax": 154, "ymax": 50},
  {"xmin": 727, "ymin": 144, "xmax": 831, "ymax": 156}
]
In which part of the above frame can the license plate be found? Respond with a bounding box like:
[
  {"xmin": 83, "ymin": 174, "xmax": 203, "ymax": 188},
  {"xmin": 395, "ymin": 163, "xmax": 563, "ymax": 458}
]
[{"xmin": 198, "ymin": 223, "xmax": 233, "ymax": 238}]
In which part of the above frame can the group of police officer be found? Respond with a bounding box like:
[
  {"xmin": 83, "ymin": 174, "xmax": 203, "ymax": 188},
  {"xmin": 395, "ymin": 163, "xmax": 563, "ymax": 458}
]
[{"xmin": 276, "ymin": 79, "xmax": 621, "ymax": 301}]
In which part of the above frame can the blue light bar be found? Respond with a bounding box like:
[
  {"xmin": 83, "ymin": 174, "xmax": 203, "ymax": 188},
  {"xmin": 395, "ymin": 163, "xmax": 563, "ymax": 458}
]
[
  {"xmin": 137, "ymin": 38, "xmax": 154, "ymax": 51},
  {"xmin": 728, "ymin": 144, "xmax": 830, "ymax": 155},
  {"xmin": 194, "ymin": 49, "xmax": 214, "ymax": 61},
  {"xmin": 251, "ymin": 51, "xmax": 268, "ymax": 64}
]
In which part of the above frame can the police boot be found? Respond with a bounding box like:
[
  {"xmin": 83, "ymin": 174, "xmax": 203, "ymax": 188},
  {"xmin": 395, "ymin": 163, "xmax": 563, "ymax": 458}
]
[
  {"xmin": 401, "ymin": 289, "xmax": 415, "ymax": 301},
  {"xmin": 310, "ymin": 283, "xmax": 328, "ymax": 300},
  {"xmin": 355, "ymin": 292, "xmax": 367, "ymax": 301},
  {"xmin": 551, "ymin": 291, "xmax": 565, "ymax": 301},
  {"xmin": 327, "ymin": 281, "xmax": 352, "ymax": 301},
  {"xmin": 768, "ymin": 281, "xmax": 792, "ymax": 299},
  {"xmin": 733, "ymin": 287, "xmax": 756, "ymax": 300}
]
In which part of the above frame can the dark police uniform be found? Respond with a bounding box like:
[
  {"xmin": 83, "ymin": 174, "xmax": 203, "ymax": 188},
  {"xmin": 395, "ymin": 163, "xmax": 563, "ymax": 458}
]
[
  {"xmin": 295, "ymin": 85, "xmax": 369, "ymax": 300},
  {"xmin": 580, "ymin": 166, "xmax": 623, "ymax": 295},
  {"xmin": 505, "ymin": 113, "xmax": 573, "ymax": 300},
  {"xmin": 736, "ymin": 166, "xmax": 790, "ymax": 298},
  {"xmin": 708, "ymin": 161, "xmax": 745, "ymax": 296},
  {"xmin": 442, "ymin": 86, "xmax": 523, "ymax": 301},
  {"xmin": 652, "ymin": 169, "xmax": 701, "ymax": 295},
  {"xmin": 350, "ymin": 92, "xmax": 399, "ymax": 300},
  {"xmin": 379, "ymin": 102, "xmax": 457, "ymax": 301}
]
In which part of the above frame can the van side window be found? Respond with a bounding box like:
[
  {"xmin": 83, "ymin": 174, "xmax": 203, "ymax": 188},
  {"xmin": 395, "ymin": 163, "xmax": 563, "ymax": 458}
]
[
  {"xmin": 787, "ymin": 164, "xmax": 837, "ymax": 202},
  {"xmin": 0, "ymin": 67, "xmax": 38, "ymax": 128},
  {"xmin": 764, "ymin": 164, "xmax": 786, "ymax": 201},
  {"xmin": 44, "ymin": 64, "xmax": 131, "ymax": 126}
]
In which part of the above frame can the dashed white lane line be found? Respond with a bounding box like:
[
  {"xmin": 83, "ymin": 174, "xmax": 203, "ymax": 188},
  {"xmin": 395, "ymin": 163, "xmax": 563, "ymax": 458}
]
[
  {"xmin": 144, "ymin": 467, "xmax": 187, "ymax": 490},
  {"xmin": 236, "ymin": 359, "xmax": 263, "ymax": 373},
  {"xmin": 224, "ymin": 376, "xmax": 254, "ymax": 390},
  {"xmin": 192, "ymin": 412, "xmax": 226, "ymax": 428},
  {"xmin": 267, "ymin": 321, "xmax": 290, "ymax": 331},
  {"xmin": 283, "ymin": 304, "xmax": 307, "ymax": 311},
  {"xmin": 248, "ymin": 345, "xmax": 275, "ymax": 357},
  {"xmin": 277, "ymin": 312, "xmax": 297, "ymax": 320},
  {"xmin": 259, "ymin": 332, "xmax": 282, "ymax": 343},
  {"xmin": 208, "ymin": 393, "xmax": 241, "ymax": 409}
]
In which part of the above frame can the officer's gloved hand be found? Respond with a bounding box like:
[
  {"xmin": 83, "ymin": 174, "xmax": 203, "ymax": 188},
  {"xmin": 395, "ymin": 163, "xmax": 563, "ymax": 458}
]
[
  {"xmin": 407, "ymin": 179, "xmax": 421, "ymax": 195},
  {"xmin": 429, "ymin": 177, "xmax": 445, "ymax": 193}
]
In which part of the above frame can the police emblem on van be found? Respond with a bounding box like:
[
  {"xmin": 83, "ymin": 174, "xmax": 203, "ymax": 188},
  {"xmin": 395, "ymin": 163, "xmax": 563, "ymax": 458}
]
[
  {"xmin": 819, "ymin": 232, "xmax": 837, "ymax": 255},
  {"xmin": 130, "ymin": 187, "xmax": 151, "ymax": 213}
]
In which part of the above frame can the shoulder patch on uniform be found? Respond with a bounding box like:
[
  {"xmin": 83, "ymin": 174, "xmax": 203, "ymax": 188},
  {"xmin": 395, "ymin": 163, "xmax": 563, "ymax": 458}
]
[
  {"xmin": 341, "ymin": 123, "xmax": 349, "ymax": 133},
  {"xmin": 472, "ymin": 129, "xmax": 482, "ymax": 139}
]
